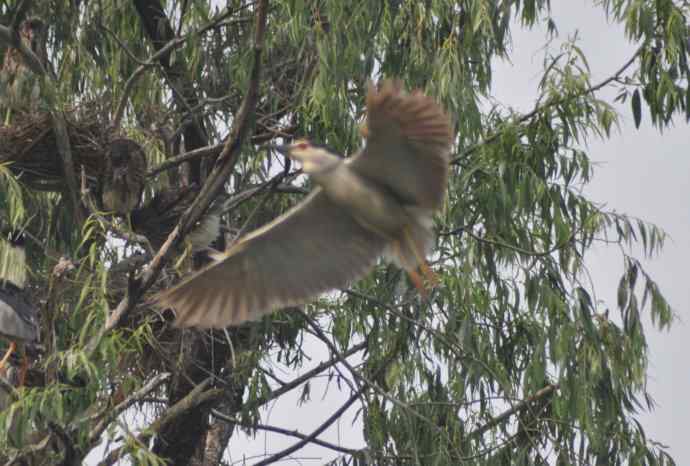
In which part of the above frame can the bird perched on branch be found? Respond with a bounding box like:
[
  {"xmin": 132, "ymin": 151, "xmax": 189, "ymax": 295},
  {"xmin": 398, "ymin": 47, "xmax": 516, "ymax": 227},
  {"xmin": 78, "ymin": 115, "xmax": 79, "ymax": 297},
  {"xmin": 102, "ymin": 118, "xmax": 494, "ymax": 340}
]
[
  {"xmin": 131, "ymin": 184, "xmax": 226, "ymax": 254},
  {"xmin": 0, "ymin": 231, "xmax": 38, "ymax": 385},
  {"xmin": 0, "ymin": 17, "xmax": 48, "ymax": 114},
  {"xmin": 100, "ymin": 138, "xmax": 147, "ymax": 215},
  {"xmin": 157, "ymin": 80, "xmax": 453, "ymax": 328}
]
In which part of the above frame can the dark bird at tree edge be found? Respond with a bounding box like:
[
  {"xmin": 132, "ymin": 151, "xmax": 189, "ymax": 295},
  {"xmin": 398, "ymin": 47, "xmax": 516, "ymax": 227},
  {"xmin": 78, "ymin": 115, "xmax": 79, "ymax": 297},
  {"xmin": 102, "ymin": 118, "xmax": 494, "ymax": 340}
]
[
  {"xmin": 131, "ymin": 184, "xmax": 228, "ymax": 254},
  {"xmin": 0, "ymin": 17, "xmax": 49, "ymax": 114},
  {"xmin": 0, "ymin": 231, "xmax": 38, "ymax": 386},
  {"xmin": 100, "ymin": 138, "xmax": 147, "ymax": 216}
]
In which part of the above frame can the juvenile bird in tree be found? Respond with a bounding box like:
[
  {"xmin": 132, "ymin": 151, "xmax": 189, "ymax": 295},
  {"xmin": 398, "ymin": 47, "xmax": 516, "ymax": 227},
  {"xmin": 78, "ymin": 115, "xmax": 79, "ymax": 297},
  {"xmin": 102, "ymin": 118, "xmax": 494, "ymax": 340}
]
[
  {"xmin": 131, "ymin": 184, "xmax": 226, "ymax": 253},
  {"xmin": 157, "ymin": 80, "xmax": 453, "ymax": 328},
  {"xmin": 0, "ymin": 230, "xmax": 38, "ymax": 385},
  {"xmin": 100, "ymin": 138, "xmax": 147, "ymax": 215},
  {"xmin": 0, "ymin": 17, "xmax": 48, "ymax": 114}
]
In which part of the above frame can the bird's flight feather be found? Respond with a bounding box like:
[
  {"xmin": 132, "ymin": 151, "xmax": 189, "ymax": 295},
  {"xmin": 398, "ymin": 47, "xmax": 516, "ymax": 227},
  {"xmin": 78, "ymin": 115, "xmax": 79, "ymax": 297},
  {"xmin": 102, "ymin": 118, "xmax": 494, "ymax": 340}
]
[
  {"xmin": 156, "ymin": 79, "xmax": 452, "ymax": 328},
  {"xmin": 157, "ymin": 190, "xmax": 387, "ymax": 328},
  {"xmin": 351, "ymin": 80, "xmax": 452, "ymax": 209}
]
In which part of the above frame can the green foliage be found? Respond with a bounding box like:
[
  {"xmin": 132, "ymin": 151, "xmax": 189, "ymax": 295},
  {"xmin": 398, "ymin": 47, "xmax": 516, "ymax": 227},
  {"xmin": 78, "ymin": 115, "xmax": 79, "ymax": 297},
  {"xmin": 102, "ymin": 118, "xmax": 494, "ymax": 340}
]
[{"xmin": 0, "ymin": 0, "xmax": 684, "ymax": 465}]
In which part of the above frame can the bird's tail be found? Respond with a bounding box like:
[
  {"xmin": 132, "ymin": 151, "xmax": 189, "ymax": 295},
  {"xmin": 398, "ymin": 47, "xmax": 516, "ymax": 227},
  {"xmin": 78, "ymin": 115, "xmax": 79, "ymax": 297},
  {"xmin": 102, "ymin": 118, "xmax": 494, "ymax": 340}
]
[{"xmin": 384, "ymin": 208, "xmax": 435, "ymax": 271}]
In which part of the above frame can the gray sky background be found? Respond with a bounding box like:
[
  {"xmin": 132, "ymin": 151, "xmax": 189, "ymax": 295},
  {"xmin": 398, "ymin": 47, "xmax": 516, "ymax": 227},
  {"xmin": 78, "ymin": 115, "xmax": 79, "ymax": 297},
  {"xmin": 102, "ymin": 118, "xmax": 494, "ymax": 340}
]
[{"xmin": 229, "ymin": 3, "xmax": 689, "ymax": 465}]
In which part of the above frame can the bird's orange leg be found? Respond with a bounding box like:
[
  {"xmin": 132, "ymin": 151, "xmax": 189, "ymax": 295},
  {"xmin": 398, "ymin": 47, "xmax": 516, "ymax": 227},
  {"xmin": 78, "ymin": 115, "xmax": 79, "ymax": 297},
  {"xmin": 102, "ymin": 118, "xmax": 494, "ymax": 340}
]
[
  {"xmin": 418, "ymin": 260, "xmax": 440, "ymax": 287},
  {"xmin": 392, "ymin": 239, "xmax": 427, "ymax": 296},
  {"xmin": 0, "ymin": 341, "xmax": 17, "ymax": 376},
  {"xmin": 402, "ymin": 228, "xmax": 440, "ymax": 290},
  {"xmin": 406, "ymin": 267, "xmax": 429, "ymax": 297}
]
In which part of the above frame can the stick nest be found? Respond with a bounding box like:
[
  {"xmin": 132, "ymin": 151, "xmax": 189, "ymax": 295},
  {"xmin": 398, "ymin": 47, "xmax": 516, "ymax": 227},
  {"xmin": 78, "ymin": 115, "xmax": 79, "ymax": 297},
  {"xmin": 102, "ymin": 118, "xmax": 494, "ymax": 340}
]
[{"xmin": 0, "ymin": 109, "xmax": 112, "ymax": 192}]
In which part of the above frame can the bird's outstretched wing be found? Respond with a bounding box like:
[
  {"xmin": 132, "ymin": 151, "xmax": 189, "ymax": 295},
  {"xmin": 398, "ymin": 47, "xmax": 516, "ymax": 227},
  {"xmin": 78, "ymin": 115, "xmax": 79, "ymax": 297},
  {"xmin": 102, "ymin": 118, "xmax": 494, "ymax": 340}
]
[
  {"xmin": 156, "ymin": 190, "xmax": 387, "ymax": 328},
  {"xmin": 350, "ymin": 80, "xmax": 453, "ymax": 209}
]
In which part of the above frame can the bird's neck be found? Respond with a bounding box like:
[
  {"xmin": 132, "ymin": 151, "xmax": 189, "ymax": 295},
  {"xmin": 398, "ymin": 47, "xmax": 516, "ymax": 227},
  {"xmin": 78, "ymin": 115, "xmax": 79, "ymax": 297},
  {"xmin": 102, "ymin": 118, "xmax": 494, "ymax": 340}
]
[
  {"xmin": 307, "ymin": 152, "xmax": 342, "ymax": 185},
  {"xmin": 0, "ymin": 238, "xmax": 26, "ymax": 289}
]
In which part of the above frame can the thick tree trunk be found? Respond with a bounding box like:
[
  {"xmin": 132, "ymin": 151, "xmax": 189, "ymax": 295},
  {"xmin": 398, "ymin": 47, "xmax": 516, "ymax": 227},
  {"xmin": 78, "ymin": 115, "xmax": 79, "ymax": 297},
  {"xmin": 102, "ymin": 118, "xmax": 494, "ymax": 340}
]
[
  {"xmin": 132, "ymin": 0, "xmax": 208, "ymax": 184},
  {"xmin": 132, "ymin": 2, "xmax": 213, "ymax": 462}
]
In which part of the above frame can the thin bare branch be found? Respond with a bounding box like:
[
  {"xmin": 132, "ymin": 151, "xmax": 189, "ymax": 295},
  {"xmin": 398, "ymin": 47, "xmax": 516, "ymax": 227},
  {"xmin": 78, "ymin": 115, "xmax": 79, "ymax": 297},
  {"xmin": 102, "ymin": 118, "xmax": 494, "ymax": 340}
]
[
  {"xmin": 252, "ymin": 386, "xmax": 364, "ymax": 466},
  {"xmin": 146, "ymin": 143, "xmax": 224, "ymax": 177},
  {"xmin": 452, "ymin": 48, "xmax": 642, "ymax": 164},
  {"xmin": 97, "ymin": 377, "xmax": 223, "ymax": 466},
  {"xmin": 469, "ymin": 384, "xmax": 559, "ymax": 439},
  {"xmin": 85, "ymin": 372, "xmax": 171, "ymax": 448},
  {"xmin": 244, "ymin": 340, "xmax": 368, "ymax": 413},
  {"xmin": 211, "ymin": 411, "xmax": 360, "ymax": 456}
]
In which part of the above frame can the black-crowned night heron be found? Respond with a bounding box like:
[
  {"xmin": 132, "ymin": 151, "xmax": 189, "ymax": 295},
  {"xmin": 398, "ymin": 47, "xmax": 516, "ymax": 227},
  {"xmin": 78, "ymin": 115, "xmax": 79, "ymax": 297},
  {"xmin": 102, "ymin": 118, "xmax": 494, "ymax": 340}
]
[
  {"xmin": 157, "ymin": 80, "xmax": 453, "ymax": 328},
  {"xmin": 0, "ymin": 232, "xmax": 38, "ymax": 385},
  {"xmin": 132, "ymin": 185, "xmax": 226, "ymax": 253},
  {"xmin": 100, "ymin": 138, "xmax": 147, "ymax": 215},
  {"xmin": 0, "ymin": 17, "xmax": 49, "ymax": 113}
]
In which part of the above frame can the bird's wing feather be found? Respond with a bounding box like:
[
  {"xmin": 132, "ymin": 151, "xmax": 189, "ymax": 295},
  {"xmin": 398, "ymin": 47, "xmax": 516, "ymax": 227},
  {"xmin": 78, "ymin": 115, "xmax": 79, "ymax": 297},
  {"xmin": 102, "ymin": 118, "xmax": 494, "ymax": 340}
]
[
  {"xmin": 349, "ymin": 80, "xmax": 453, "ymax": 209},
  {"xmin": 156, "ymin": 189, "xmax": 387, "ymax": 328},
  {"xmin": 0, "ymin": 288, "xmax": 37, "ymax": 342}
]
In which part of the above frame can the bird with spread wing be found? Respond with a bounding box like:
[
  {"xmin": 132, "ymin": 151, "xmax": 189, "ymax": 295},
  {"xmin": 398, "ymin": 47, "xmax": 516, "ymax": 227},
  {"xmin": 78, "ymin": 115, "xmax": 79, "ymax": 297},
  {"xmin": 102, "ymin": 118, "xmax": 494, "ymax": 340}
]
[
  {"xmin": 0, "ymin": 231, "xmax": 38, "ymax": 385},
  {"xmin": 157, "ymin": 80, "xmax": 453, "ymax": 328}
]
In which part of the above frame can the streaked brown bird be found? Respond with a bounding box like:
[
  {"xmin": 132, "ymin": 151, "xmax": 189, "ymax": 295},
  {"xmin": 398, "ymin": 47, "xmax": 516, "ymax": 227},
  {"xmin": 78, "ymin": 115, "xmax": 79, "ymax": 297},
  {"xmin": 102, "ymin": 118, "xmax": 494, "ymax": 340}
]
[
  {"xmin": 131, "ymin": 185, "xmax": 226, "ymax": 253},
  {"xmin": 100, "ymin": 138, "xmax": 147, "ymax": 215},
  {"xmin": 157, "ymin": 80, "xmax": 453, "ymax": 328},
  {"xmin": 0, "ymin": 231, "xmax": 38, "ymax": 385},
  {"xmin": 0, "ymin": 17, "xmax": 48, "ymax": 113}
]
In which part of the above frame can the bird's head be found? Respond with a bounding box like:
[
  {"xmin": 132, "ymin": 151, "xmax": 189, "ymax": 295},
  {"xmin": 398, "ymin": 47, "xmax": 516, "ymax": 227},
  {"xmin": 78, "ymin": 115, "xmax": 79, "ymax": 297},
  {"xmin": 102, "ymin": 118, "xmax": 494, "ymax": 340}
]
[
  {"xmin": 270, "ymin": 139, "xmax": 341, "ymax": 175},
  {"xmin": 107, "ymin": 139, "xmax": 144, "ymax": 182},
  {"xmin": 109, "ymin": 152, "xmax": 129, "ymax": 182}
]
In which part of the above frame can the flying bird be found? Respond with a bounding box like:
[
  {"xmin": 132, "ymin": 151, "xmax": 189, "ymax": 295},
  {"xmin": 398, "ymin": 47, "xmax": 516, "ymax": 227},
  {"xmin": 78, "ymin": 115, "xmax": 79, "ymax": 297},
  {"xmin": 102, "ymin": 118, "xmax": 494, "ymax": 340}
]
[
  {"xmin": 157, "ymin": 80, "xmax": 453, "ymax": 328},
  {"xmin": 100, "ymin": 138, "xmax": 147, "ymax": 215},
  {"xmin": 0, "ymin": 231, "xmax": 38, "ymax": 385}
]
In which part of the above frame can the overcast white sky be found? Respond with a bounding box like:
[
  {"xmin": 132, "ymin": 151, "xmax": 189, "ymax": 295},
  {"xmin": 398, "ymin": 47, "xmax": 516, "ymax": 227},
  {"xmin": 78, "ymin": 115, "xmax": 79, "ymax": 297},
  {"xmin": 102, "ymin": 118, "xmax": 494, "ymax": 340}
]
[{"xmin": 228, "ymin": 3, "xmax": 689, "ymax": 465}]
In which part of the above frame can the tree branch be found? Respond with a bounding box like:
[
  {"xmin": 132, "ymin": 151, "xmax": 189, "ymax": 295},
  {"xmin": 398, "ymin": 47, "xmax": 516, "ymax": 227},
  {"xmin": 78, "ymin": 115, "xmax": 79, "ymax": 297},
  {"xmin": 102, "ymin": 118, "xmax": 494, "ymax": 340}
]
[
  {"xmin": 244, "ymin": 340, "xmax": 368, "ymax": 413},
  {"xmin": 211, "ymin": 411, "xmax": 360, "ymax": 456},
  {"xmin": 468, "ymin": 384, "xmax": 559, "ymax": 439},
  {"xmin": 452, "ymin": 48, "xmax": 642, "ymax": 165},
  {"xmin": 111, "ymin": 35, "xmax": 187, "ymax": 130},
  {"xmin": 252, "ymin": 386, "xmax": 364, "ymax": 466},
  {"xmin": 133, "ymin": 0, "xmax": 211, "ymax": 181},
  {"xmin": 146, "ymin": 142, "xmax": 224, "ymax": 178},
  {"xmin": 97, "ymin": 377, "xmax": 223, "ymax": 466},
  {"xmin": 0, "ymin": 17, "xmax": 83, "ymax": 222},
  {"xmin": 107, "ymin": 7, "xmax": 235, "ymax": 130},
  {"xmin": 84, "ymin": 372, "xmax": 171, "ymax": 449},
  {"xmin": 88, "ymin": 0, "xmax": 269, "ymax": 344},
  {"xmin": 0, "ymin": 26, "xmax": 47, "ymax": 76}
]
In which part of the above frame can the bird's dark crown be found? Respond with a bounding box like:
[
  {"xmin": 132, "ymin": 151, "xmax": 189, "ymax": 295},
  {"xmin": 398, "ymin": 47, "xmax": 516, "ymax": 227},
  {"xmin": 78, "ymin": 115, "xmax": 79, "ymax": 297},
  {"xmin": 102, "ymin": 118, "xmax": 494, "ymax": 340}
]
[{"xmin": 293, "ymin": 139, "xmax": 344, "ymax": 158}]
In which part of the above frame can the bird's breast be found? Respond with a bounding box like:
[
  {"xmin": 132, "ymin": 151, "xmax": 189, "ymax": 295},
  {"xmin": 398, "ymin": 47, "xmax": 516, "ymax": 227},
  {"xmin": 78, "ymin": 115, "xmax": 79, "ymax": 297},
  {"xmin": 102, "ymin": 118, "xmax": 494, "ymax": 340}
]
[{"xmin": 316, "ymin": 166, "xmax": 409, "ymax": 239}]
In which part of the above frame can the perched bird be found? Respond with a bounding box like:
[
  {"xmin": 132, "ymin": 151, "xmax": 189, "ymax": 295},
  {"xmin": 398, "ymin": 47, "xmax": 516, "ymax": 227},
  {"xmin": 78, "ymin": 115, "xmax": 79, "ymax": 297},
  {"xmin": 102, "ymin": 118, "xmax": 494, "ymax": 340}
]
[
  {"xmin": 157, "ymin": 80, "xmax": 453, "ymax": 328},
  {"xmin": 131, "ymin": 185, "xmax": 226, "ymax": 253},
  {"xmin": 0, "ymin": 231, "xmax": 38, "ymax": 385},
  {"xmin": 100, "ymin": 138, "xmax": 147, "ymax": 215},
  {"xmin": 0, "ymin": 17, "xmax": 48, "ymax": 113}
]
